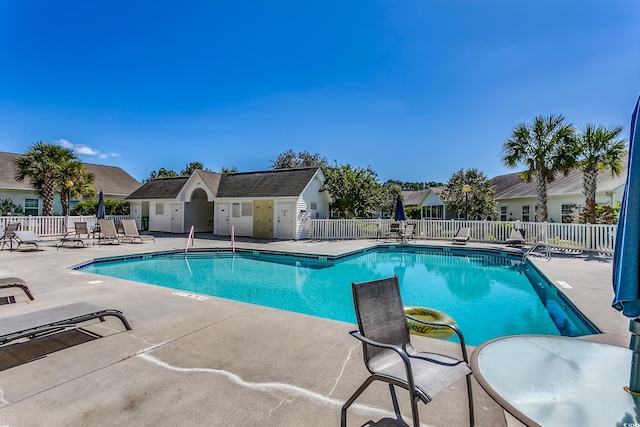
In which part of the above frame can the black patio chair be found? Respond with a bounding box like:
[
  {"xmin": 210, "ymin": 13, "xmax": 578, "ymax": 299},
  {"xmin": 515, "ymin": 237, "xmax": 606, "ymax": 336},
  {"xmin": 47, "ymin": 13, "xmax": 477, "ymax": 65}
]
[{"xmin": 341, "ymin": 276, "xmax": 474, "ymax": 426}]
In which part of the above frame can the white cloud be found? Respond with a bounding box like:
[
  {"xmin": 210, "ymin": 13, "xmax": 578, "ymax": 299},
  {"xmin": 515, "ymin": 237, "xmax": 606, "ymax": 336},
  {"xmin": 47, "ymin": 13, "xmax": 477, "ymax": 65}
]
[
  {"xmin": 75, "ymin": 145, "xmax": 100, "ymax": 155},
  {"xmin": 54, "ymin": 139, "xmax": 119, "ymax": 159},
  {"xmin": 58, "ymin": 139, "xmax": 73, "ymax": 148}
]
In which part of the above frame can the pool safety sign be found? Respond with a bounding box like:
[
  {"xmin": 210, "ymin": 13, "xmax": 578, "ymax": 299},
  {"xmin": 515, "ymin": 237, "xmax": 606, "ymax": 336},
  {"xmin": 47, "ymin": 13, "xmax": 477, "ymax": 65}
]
[{"xmin": 172, "ymin": 291, "xmax": 209, "ymax": 301}]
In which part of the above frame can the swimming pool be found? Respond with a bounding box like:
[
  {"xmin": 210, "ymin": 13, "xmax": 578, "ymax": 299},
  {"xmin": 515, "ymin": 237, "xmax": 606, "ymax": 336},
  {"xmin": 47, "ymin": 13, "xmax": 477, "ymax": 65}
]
[{"xmin": 76, "ymin": 246, "xmax": 598, "ymax": 346}]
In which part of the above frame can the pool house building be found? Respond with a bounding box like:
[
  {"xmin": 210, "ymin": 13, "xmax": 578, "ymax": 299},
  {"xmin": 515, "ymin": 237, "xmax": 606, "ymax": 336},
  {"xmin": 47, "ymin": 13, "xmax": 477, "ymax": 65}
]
[{"xmin": 126, "ymin": 167, "xmax": 330, "ymax": 240}]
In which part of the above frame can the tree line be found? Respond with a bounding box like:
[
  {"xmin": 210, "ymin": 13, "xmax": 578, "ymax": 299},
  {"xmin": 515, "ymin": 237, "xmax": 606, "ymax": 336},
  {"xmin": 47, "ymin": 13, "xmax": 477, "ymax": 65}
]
[{"xmin": 11, "ymin": 114, "xmax": 626, "ymax": 223}]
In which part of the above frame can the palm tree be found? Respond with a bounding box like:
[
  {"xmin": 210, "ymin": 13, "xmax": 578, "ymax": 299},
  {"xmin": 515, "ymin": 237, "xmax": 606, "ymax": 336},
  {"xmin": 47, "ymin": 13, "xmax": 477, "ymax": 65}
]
[
  {"xmin": 575, "ymin": 124, "xmax": 627, "ymax": 223},
  {"xmin": 502, "ymin": 114, "xmax": 577, "ymax": 222},
  {"xmin": 14, "ymin": 142, "xmax": 81, "ymax": 216},
  {"xmin": 58, "ymin": 162, "xmax": 96, "ymax": 216}
]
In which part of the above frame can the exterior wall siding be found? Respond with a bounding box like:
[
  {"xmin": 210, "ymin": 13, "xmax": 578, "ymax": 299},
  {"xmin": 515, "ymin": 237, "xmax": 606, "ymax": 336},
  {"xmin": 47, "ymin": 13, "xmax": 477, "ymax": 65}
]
[
  {"xmin": 149, "ymin": 200, "xmax": 177, "ymax": 232},
  {"xmin": 296, "ymin": 176, "xmax": 330, "ymax": 239},
  {"xmin": 497, "ymin": 190, "xmax": 620, "ymax": 223}
]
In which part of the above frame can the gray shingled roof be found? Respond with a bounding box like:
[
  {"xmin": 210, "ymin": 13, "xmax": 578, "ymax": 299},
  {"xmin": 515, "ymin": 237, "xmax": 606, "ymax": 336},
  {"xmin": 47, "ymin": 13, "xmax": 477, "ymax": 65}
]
[
  {"xmin": 217, "ymin": 168, "xmax": 319, "ymax": 197},
  {"xmin": 0, "ymin": 151, "xmax": 141, "ymax": 196},
  {"xmin": 127, "ymin": 176, "xmax": 190, "ymax": 199},
  {"xmin": 196, "ymin": 170, "xmax": 222, "ymax": 194},
  {"xmin": 126, "ymin": 168, "xmax": 321, "ymax": 200},
  {"xmin": 0, "ymin": 152, "xmax": 32, "ymax": 190},
  {"xmin": 83, "ymin": 163, "xmax": 142, "ymax": 196},
  {"xmin": 492, "ymin": 163, "xmax": 627, "ymax": 200},
  {"xmin": 402, "ymin": 190, "xmax": 428, "ymax": 206}
]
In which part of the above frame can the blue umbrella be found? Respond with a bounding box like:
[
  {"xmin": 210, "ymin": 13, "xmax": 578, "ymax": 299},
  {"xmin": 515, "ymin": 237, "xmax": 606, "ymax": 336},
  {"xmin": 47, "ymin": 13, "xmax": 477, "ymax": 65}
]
[
  {"xmin": 394, "ymin": 194, "xmax": 406, "ymax": 221},
  {"xmin": 612, "ymin": 95, "xmax": 640, "ymax": 392},
  {"xmin": 96, "ymin": 190, "xmax": 106, "ymax": 219}
]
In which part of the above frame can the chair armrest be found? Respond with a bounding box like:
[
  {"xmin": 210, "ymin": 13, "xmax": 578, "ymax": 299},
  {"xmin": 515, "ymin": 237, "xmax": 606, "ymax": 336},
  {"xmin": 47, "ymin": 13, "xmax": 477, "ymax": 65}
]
[
  {"xmin": 349, "ymin": 330, "xmax": 407, "ymax": 355},
  {"xmin": 404, "ymin": 315, "xmax": 470, "ymax": 362},
  {"xmin": 349, "ymin": 330, "xmax": 413, "ymax": 364},
  {"xmin": 349, "ymin": 330, "xmax": 417, "ymax": 388}
]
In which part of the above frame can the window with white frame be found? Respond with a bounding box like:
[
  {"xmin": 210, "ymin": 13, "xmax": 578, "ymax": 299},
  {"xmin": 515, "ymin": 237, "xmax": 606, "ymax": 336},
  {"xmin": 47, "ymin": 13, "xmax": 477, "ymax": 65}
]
[
  {"xmin": 24, "ymin": 199, "xmax": 38, "ymax": 216},
  {"xmin": 233, "ymin": 202, "xmax": 253, "ymax": 217},
  {"xmin": 155, "ymin": 203, "xmax": 164, "ymax": 215},
  {"xmin": 241, "ymin": 202, "xmax": 252, "ymax": 216},
  {"xmin": 500, "ymin": 206, "xmax": 507, "ymax": 221},
  {"xmin": 522, "ymin": 206, "xmax": 530, "ymax": 222},
  {"xmin": 561, "ymin": 204, "xmax": 575, "ymax": 223}
]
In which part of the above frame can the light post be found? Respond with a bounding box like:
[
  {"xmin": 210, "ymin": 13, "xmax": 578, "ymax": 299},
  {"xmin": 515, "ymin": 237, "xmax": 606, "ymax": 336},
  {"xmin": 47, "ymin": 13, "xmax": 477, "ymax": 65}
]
[
  {"xmin": 64, "ymin": 180, "xmax": 74, "ymax": 217},
  {"xmin": 463, "ymin": 184, "xmax": 471, "ymax": 220}
]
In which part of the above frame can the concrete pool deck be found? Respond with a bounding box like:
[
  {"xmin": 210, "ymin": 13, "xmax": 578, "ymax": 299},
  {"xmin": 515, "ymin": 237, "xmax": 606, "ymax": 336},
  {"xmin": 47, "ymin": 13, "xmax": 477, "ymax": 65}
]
[{"xmin": 0, "ymin": 234, "xmax": 629, "ymax": 426}]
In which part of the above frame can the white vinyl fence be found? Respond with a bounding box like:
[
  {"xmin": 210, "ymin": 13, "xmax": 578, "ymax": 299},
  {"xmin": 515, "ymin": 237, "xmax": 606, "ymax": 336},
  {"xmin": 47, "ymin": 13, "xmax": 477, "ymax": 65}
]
[
  {"xmin": 1, "ymin": 216, "xmax": 617, "ymax": 254},
  {"xmin": 307, "ymin": 219, "xmax": 617, "ymax": 254},
  {"xmin": 0, "ymin": 215, "xmax": 130, "ymax": 236}
]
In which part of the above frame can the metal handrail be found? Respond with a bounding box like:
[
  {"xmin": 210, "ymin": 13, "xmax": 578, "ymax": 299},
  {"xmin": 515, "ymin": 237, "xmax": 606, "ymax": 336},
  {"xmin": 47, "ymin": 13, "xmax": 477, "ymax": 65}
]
[
  {"xmin": 522, "ymin": 241, "xmax": 551, "ymax": 262},
  {"xmin": 184, "ymin": 225, "xmax": 194, "ymax": 254}
]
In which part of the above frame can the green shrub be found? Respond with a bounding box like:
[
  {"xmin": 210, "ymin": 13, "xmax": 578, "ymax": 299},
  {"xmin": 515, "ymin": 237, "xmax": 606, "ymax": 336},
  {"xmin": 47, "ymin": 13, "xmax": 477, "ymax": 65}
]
[
  {"xmin": 71, "ymin": 200, "xmax": 130, "ymax": 216},
  {"xmin": 0, "ymin": 198, "xmax": 24, "ymax": 215}
]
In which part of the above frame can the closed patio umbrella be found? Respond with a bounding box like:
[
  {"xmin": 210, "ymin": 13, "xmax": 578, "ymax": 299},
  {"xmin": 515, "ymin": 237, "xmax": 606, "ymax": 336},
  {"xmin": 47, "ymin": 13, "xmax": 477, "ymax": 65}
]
[
  {"xmin": 96, "ymin": 190, "xmax": 106, "ymax": 220},
  {"xmin": 612, "ymin": 95, "xmax": 640, "ymax": 392},
  {"xmin": 394, "ymin": 194, "xmax": 406, "ymax": 221}
]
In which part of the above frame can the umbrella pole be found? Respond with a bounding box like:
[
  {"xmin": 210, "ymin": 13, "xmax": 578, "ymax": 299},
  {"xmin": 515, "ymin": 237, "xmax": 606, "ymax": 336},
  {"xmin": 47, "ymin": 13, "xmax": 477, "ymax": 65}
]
[{"xmin": 628, "ymin": 320, "xmax": 640, "ymax": 394}]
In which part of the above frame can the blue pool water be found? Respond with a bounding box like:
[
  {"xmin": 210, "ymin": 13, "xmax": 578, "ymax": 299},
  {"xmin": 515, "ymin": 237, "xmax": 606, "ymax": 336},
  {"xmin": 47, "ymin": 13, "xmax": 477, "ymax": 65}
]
[{"xmin": 77, "ymin": 246, "xmax": 597, "ymax": 346}]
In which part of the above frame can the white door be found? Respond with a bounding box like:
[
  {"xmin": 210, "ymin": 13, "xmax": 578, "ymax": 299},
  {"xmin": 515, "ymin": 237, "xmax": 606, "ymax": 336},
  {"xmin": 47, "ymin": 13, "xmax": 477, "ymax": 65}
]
[
  {"xmin": 276, "ymin": 203, "xmax": 295, "ymax": 239},
  {"xmin": 216, "ymin": 203, "xmax": 230, "ymax": 236},
  {"xmin": 171, "ymin": 203, "xmax": 183, "ymax": 233}
]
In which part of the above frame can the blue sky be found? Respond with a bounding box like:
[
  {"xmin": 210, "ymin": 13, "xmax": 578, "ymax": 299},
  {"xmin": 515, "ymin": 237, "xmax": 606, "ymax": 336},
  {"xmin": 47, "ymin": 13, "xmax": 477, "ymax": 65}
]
[{"xmin": 1, "ymin": 1, "xmax": 639, "ymax": 184}]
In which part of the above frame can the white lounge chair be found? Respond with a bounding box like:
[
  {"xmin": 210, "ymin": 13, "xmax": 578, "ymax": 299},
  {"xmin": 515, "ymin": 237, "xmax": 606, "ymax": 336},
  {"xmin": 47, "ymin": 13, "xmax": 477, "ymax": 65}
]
[
  {"xmin": 0, "ymin": 222, "xmax": 20, "ymax": 251},
  {"xmin": 97, "ymin": 219, "xmax": 120, "ymax": 245},
  {"xmin": 452, "ymin": 227, "xmax": 470, "ymax": 245},
  {"xmin": 0, "ymin": 301, "xmax": 131, "ymax": 347},
  {"xmin": 400, "ymin": 223, "xmax": 416, "ymax": 242},
  {"xmin": 12, "ymin": 231, "xmax": 60, "ymax": 251},
  {"xmin": 506, "ymin": 229, "xmax": 526, "ymax": 247},
  {"xmin": 121, "ymin": 219, "xmax": 155, "ymax": 244},
  {"xmin": 0, "ymin": 276, "xmax": 34, "ymax": 304}
]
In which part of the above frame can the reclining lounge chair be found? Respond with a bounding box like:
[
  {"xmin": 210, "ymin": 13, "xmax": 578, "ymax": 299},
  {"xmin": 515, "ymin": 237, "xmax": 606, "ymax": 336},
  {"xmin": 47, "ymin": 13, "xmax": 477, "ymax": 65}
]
[
  {"xmin": 97, "ymin": 219, "xmax": 121, "ymax": 245},
  {"xmin": 12, "ymin": 231, "xmax": 60, "ymax": 251},
  {"xmin": 0, "ymin": 302, "xmax": 131, "ymax": 347},
  {"xmin": 0, "ymin": 276, "xmax": 35, "ymax": 305},
  {"xmin": 506, "ymin": 228, "xmax": 526, "ymax": 247},
  {"xmin": 452, "ymin": 227, "xmax": 470, "ymax": 245},
  {"xmin": 0, "ymin": 222, "xmax": 21, "ymax": 251},
  {"xmin": 121, "ymin": 219, "xmax": 155, "ymax": 244},
  {"xmin": 399, "ymin": 223, "xmax": 416, "ymax": 242},
  {"xmin": 60, "ymin": 222, "xmax": 93, "ymax": 248}
]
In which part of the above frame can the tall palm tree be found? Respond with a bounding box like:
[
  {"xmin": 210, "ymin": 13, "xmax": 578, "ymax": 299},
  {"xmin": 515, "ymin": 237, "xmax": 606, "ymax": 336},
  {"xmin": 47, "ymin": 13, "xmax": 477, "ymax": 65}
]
[
  {"xmin": 58, "ymin": 162, "xmax": 96, "ymax": 216},
  {"xmin": 14, "ymin": 142, "xmax": 80, "ymax": 216},
  {"xmin": 502, "ymin": 114, "xmax": 577, "ymax": 222},
  {"xmin": 575, "ymin": 124, "xmax": 627, "ymax": 223}
]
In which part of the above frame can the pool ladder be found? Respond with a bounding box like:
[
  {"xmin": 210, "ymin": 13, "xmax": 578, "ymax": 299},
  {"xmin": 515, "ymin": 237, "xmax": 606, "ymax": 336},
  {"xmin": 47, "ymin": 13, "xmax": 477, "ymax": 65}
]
[{"xmin": 522, "ymin": 241, "xmax": 551, "ymax": 262}]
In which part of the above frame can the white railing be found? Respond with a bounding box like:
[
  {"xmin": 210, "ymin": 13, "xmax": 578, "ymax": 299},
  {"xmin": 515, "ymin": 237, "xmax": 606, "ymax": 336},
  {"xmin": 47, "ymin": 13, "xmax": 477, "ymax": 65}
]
[
  {"xmin": 307, "ymin": 219, "xmax": 617, "ymax": 254},
  {"xmin": 2, "ymin": 215, "xmax": 616, "ymax": 254},
  {"xmin": 0, "ymin": 215, "xmax": 130, "ymax": 236}
]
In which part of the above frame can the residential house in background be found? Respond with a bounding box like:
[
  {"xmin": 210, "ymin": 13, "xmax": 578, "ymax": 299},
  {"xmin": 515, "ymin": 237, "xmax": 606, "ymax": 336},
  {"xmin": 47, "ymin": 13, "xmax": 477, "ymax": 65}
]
[
  {"xmin": 126, "ymin": 167, "xmax": 330, "ymax": 239},
  {"xmin": 402, "ymin": 162, "xmax": 626, "ymax": 223},
  {"xmin": 402, "ymin": 187, "xmax": 457, "ymax": 220},
  {"xmin": 492, "ymin": 164, "xmax": 626, "ymax": 223},
  {"xmin": 0, "ymin": 151, "xmax": 141, "ymax": 215}
]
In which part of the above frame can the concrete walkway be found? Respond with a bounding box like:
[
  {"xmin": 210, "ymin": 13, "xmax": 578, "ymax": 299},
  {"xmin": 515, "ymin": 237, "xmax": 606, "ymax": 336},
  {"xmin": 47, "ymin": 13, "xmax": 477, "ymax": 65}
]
[{"xmin": 0, "ymin": 234, "xmax": 628, "ymax": 426}]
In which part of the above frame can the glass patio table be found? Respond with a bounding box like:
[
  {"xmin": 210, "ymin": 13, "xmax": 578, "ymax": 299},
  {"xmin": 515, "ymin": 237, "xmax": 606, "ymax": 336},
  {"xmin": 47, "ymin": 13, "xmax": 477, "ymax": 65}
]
[{"xmin": 471, "ymin": 335, "xmax": 640, "ymax": 427}]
